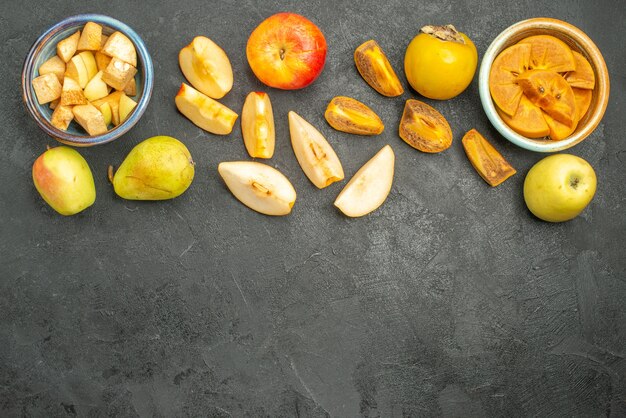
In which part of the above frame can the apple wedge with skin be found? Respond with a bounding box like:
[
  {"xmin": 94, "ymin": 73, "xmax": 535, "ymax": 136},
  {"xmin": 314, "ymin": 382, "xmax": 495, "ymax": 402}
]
[
  {"xmin": 179, "ymin": 36, "xmax": 233, "ymax": 99},
  {"xmin": 241, "ymin": 92, "xmax": 275, "ymax": 158},
  {"xmin": 288, "ymin": 111, "xmax": 344, "ymax": 188},
  {"xmin": 175, "ymin": 83, "xmax": 238, "ymax": 135},
  {"xmin": 218, "ymin": 161, "xmax": 296, "ymax": 216},
  {"xmin": 334, "ymin": 145, "xmax": 395, "ymax": 217}
]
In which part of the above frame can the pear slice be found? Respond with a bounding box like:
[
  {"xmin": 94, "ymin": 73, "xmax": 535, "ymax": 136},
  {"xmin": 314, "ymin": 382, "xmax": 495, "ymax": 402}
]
[
  {"xmin": 334, "ymin": 145, "xmax": 394, "ymax": 217},
  {"xmin": 179, "ymin": 36, "xmax": 233, "ymax": 99},
  {"xmin": 78, "ymin": 51, "xmax": 98, "ymax": 81},
  {"xmin": 99, "ymin": 102, "xmax": 112, "ymax": 126},
  {"xmin": 95, "ymin": 51, "xmax": 112, "ymax": 72},
  {"xmin": 77, "ymin": 21, "xmax": 102, "ymax": 51},
  {"xmin": 38, "ymin": 56, "xmax": 66, "ymax": 83},
  {"xmin": 175, "ymin": 83, "xmax": 238, "ymax": 135},
  {"xmin": 101, "ymin": 31, "xmax": 137, "ymax": 67},
  {"xmin": 65, "ymin": 54, "xmax": 90, "ymax": 88},
  {"xmin": 288, "ymin": 111, "xmax": 344, "ymax": 189},
  {"xmin": 57, "ymin": 30, "xmax": 80, "ymax": 62},
  {"xmin": 218, "ymin": 161, "xmax": 296, "ymax": 216},
  {"xmin": 118, "ymin": 94, "xmax": 137, "ymax": 123},
  {"xmin": 83, "ymin": 71, "xmax": 109, "ymax": 102},
  {"xmin": 241, "ymin": 91, "xmax": 275, "ymax": 158},
  {"xmin": 32, "ymin": 73, "xmax": 62, "ymax": 104},
  {"xmin": 72, "ymin": 103, "xmax": 108, "ymax": 136}
]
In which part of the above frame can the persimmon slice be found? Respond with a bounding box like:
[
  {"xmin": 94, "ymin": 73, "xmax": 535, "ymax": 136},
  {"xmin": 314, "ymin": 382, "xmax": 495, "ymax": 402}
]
[
  {"xmin": 399, "ymin": 99, "xmax": 452, "ymax": 153},
  {"xmin": 516, "ymin": 69, "xmax": 577, "ymax": 127},
  {"xmin": 461, "ymin": 129, "xmax": 516, "ymax": 187},
  {"xmin": 564, "ymin": 51, "xmax": 595, "ymax": 90},
  {"xmin": 518, "ymin": 35, "xmax": 576, "ymax": 72},
  {"xmin": 544, "ymin": 111, "xmax": 578, "ymax": 141},
  {"xmin": 489, "ymin": 43, "xmax": 531, "ymax": 116},
  {"xmin": 496, "ymin": 96, "xmax": 549, "ymax": 138},
  {"xmin": 573, "ymin": 87, "xmax": 593, "ymax": 121}
]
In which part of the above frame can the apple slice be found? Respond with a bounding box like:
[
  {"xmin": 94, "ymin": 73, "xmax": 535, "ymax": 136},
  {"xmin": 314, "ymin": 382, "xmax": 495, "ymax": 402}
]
[
  {"xmin": 65, "ymin": 54, "xmax": 90, "ymax": 88},
  {"xmin": 92, "ymin": 91, "xmax": 124, "ymax": 125},
  {"xmin": 288, "ymin": 111, "xmax": 344, "ymax": 188},
  {"xmin": 38, "ymin": 56, "xmax": 66, "ymax": 83},
  {"xmin": 119, "ymin": 94, "xmax": 137, "ymax": 123},
  {"xmin": 179, "ymin": 36, "xmax": 233, "ymax": 99},
  {"xmin": 334, "ymin": 145, "xmax": 394, "ymax": 217},
  {"xmin": 218, "ymin": 161, "xmax": 296, "ymax": 216},
  {"xmin": 101, "ymin": 31, "xmax": 137, "ymax": 67},
  {"xmin": 241, "ymin": 92, "xmax": 275, "ymax": 158},
  {"xmin": 77, "ymin": 21, "xmax": 102, "ymax": 51},
  {"xmin": 57, "ymin": 30, "xmax": 80, "ymax": 62},
  {"xmin": 175, "ymin": 83, "xmax": 238, "ymax": 135},
  {"xmin": 99, "ymin": 102, "xmax": 112, "ymax": 126},
  {"xmin": 83, "ymin": 71, "xmax": 109, "ymax": 102},
  {"xmin": 78, "ymin": 51, "xmax": 98, "ymax": 81}
]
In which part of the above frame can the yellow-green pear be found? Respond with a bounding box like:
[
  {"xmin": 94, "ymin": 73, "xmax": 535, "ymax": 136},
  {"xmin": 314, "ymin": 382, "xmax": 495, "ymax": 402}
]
[
  {"xmin": 32, "ymin": 146, "xmax": 96, "ymax": 215},
  {"xmin": 110, "ymin": 136, "xmax": 194, "ymax": 200}
]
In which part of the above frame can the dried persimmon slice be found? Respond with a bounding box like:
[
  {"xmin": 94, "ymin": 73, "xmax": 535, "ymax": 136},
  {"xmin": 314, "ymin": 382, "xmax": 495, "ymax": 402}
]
[
  {"xmin": 489, "ymin": 43, "xmax": 531, "ymax": 116},
  {"xmin": 496, "ymin": 96, "xmax": 550, "ymax": 138},
  {"xmin": 516, "ymin": 69, "xmax": 577, "ymax": 127},
  {"xmin": 518, "ymin": 35, "xmax": 576, "ymax": 72},
  {"xmin": 564, "ymin": 51, "xmax": 595, "ymax": 90}
]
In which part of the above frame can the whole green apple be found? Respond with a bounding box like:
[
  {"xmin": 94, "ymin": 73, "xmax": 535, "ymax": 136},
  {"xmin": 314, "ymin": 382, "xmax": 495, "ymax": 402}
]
[
  {"xmin": 32, "ymin": 146, "xmax": 96, "ymax": 216},
  {"xmin": 523, "ymin": 154, "xmax": 596, "ymax": 222}
]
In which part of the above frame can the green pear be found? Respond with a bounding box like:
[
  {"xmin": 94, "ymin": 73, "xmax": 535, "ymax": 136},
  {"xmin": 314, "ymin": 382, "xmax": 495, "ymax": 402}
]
[
  {"xmin": 110, "ymin": 135, "xmax": 194, "ymax": 200},
  {"xmin": 32, "ymin": 146, "xmax": 96, "ymax": 216}
]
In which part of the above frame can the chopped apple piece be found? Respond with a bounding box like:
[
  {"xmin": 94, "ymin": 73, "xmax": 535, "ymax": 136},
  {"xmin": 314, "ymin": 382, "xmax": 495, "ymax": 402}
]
[
  {"xmin": 92, "ymin": 91, "xmax": 123, "ymax": 126},
  {"xmin": 60, "ymin": 76, "xmax": 87, "ymax": 106},
  {"xmin": 218, "ymin": 161, "xmax": 296, "ymax": 216},
  {"xmin": 38, "ymin": 56, "xmax": 65, "ymax": 83},
  {"xmin": 49, "ymin": 99, "xmax": 59, "ymax": 110},
  {"xmin": 179, "ymin": 36, "xmax": 233, "ymax": 99},
  {"xmin": 72, "ymin": 103, "xmax": 108, "ymax": 136},
  {"xmin": 288, "ymin": 111, "xmax": 344, "ymax": 189},
  {"xmin": 83, "ymin": 71, "xmax": 109, "ymax": 102},
  {"xmin": 99, "ymin": 102, "xmax": 112, "ymax": 126},
  {"xmin": 102, "ymin": 57, "xmax": 137, "ymax": 90},
  {"xmin": 95, "ymin": 51, "xmax": 112, "ymax": 72},
  {"xmin": 57, "ymin": 30, "xmax": 80, "ymax": 62},
  {"xmin": 121, "ymin": 78, "xmax": 136, "ymax": 96},
  {"xmin": 32, "ymin": 73, "xmax": 62, "ymax": 104},
  {"xmin": 65, "ymin": 54, "xmax": 90, "ymax": 88},
  {"xmin": 119, "ymin": 94, "xmax": 137, "ymax": 123},
  {"xmin": 78, "ymin": 51, "xmax": 98, "ymax": 81},
  {"xmin": 334, "ymin": 145, "xmax": 395, "ymax": 217},
  {"xmin": 175, "ymin": 83, "xmax": 238, "ymax": 135},
  {"xmin": 77, "ymin": 22, "xmax": 102, "ymax": 51},
  {"xmin": 101, "ymin": 31, "xmax": 137, "ymax": 67},
  {"xmin": 241, "ymin": 92, "xmax": 275, "ymax": 158},
  {"xmin": 50, "ymin": 105, "xmax": 74, "ymax": 131}
]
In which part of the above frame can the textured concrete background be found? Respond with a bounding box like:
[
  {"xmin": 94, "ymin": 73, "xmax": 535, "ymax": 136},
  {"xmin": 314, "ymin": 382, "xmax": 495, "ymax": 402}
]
[{"xmin": 1, "ymin": 0, "xmax": 625, "ymax": 416}]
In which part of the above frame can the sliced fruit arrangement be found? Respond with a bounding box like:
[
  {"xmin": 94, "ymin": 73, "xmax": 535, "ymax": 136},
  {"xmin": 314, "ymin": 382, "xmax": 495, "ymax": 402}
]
[
  {"xmin": 32, "ymin": 21, "xmax": 139, "ymax": 134},
  {"xmin": 489, "ymin": 34, "xmax": 595, "ymax": 140},
  {"xmin": 179, "ymin": 36, "xmax": 233, "ymax": 99},
  {"xmin": 324, "ymin": 96, "xmax": 384, "ymax": 135},
  {"xmin": 288, "ymin": 111, "xmax": 344, "ymax": 189},
  {"xmin": 218, "ymin": 161, "xmax": 296, "ymax": 216},
  {"xmin": 334, "ymin": 145, "xmax": 395, "ymax": 217},
  {"xmin": 241, "ymin": 92, "xmax": 275, "ymax": 158},
  {"xmin": 354, "ymin": 40, "xmax": 403, "ymax": 97},
  {"xmin": 399, "ymin": 99, "xmax": 453, "ymax": 153},
  {"xmin": 461, "ymin": 129, "xmax": 516, "ymax": 187}
]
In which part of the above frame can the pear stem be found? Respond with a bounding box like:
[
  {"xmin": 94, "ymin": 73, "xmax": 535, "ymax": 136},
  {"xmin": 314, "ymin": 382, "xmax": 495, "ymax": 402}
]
[{"xmin": 107, "ymin": 165, "xmax": 114, "ymax": 183}]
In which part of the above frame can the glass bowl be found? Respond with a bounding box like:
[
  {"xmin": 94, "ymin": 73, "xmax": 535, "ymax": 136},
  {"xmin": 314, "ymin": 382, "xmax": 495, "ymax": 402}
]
[{"xmin": 21, "ymin": 14, "xmax": 154, "ymax": 146}]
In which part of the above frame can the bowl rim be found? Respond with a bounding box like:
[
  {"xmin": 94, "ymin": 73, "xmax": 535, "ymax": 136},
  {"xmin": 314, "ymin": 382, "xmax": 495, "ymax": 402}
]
[
  {"xmin": 478, "ymin": 17, "xmax": 610, "ymax": 153},
  {"xmin": 21, "ymin": 13, "xmax": 154, "ymax": 147}
]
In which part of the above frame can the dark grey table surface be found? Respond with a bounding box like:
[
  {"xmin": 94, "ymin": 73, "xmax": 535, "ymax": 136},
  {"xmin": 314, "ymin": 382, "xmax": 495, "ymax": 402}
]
[{"xmin": 1, "ymin": 0, "xmax": 625, "ymax": 416}]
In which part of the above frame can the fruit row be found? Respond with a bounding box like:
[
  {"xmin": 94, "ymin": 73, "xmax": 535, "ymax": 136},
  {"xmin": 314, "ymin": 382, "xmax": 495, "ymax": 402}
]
[{"xmin": 31, "ymin": 13, "xmax": 598, "ymax": 222}]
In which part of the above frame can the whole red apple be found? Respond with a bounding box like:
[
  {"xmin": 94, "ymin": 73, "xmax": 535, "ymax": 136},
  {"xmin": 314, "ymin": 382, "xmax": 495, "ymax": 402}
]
[{"xmin": 246, "ymin": 12, "xmax": 327, "ymax": 90}]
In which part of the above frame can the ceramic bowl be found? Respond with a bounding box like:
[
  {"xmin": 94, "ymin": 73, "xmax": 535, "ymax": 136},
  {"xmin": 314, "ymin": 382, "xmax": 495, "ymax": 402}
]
[
  {"xmin": 21, "ymin": 14, "xmax": 154, "ymax": 146},
  {"xmin": 478, "ymin": 18, "xmax": 609, "ymax": 152}
]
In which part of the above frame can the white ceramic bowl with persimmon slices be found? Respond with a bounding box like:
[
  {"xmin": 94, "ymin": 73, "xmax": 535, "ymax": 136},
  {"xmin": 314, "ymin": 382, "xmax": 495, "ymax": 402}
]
[{"xmin": 479, "ymin": 18, "xmax": 609, "ymax": 152}]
